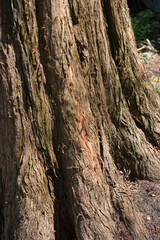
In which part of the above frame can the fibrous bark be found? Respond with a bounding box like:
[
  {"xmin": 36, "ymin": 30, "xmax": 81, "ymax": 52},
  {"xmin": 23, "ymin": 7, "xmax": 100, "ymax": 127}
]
[{"xmin": 0, "ymin": 0, "xmax": 159, "ymax": 239}]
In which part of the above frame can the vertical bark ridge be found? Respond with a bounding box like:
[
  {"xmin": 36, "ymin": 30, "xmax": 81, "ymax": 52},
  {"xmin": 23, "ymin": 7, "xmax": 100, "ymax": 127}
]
[
  {"xmin": 98, "ymin": 0, "xmax": 160, "ymax": 181},
  {"xmin": 0, "ymin": 0, "xmax": 159, "ymax": 239},
  {"xmin": 36, "ymin": 1, "xmax": 117, "ymax": 238},
  {"xmin": 0, "ymin": 1, "xmax": 57, "ymax": 239},
  {"xmin": 36, "ymin": 0, "xmax": 149, "ymax": 239},
  {"xmin": 103, "ymin": 0, "xmax": 160, "ymax": 147}
]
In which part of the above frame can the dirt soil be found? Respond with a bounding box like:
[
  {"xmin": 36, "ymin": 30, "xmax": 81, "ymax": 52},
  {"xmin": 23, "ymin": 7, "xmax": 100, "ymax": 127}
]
[
  {"xmin": 130, "ymin": 180, "xmax": 160, "ymax": 240},
  {"xmin": 142, "ymin": 52, "xmax": 160, "ymax": 92},
  {"xmin": 127, "ymin": 53, "xmax": 160, "ymax": 240},
  {"xmin": 143, "ymin": 53, "xmax": 160, "ymax": 79}
]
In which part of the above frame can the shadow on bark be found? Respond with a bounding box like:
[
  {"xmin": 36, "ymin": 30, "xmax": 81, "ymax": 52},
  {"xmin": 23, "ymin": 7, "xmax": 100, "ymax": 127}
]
[{"xmin": 0, "ymin": 0, "xmax": 159, "ymax": 239}]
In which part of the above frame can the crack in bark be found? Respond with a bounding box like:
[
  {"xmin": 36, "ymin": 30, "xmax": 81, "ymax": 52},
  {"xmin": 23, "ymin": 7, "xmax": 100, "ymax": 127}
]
[{"xmin": 0, "ymin": 0, "xmax": 159, "ymax": 239}]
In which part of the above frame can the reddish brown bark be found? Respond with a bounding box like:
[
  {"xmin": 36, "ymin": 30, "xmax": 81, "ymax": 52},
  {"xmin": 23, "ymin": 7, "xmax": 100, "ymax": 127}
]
[{"xmin": 0, "ymin": 0, "xmax": 159, "ymax": 239}]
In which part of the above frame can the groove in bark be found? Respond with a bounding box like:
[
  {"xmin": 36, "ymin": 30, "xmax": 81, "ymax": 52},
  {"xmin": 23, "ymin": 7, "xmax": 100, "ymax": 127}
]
[
  {"xmin": 103, "ymin": 0, "xmax": 160, "ymax": 146},
  {"xmin": 0, "ymin": 0, "xmax": 159, "ymax": 239}
]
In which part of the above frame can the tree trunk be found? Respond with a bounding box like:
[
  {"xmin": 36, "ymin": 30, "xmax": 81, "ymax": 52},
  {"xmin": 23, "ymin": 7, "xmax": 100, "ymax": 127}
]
[{"xmin": 0, "ymin": 0, "xmax": 159, "ymax": 239}]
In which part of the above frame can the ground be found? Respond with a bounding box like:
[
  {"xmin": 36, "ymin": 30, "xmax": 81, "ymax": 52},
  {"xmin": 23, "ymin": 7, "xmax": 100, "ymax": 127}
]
[
  {"xmin": 131, "ymin": 180, "xmax": 160, "ymax": 240},
  {"xmin": 141, "ymin": 50, "xmax": 160, "ymax": 93}
]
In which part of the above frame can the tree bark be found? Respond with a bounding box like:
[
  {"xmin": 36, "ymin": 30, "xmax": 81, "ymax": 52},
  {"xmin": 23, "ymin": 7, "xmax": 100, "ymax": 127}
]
[{"xmin": 0, "ymin": 0, "xmax": 159, "ymax": 239}]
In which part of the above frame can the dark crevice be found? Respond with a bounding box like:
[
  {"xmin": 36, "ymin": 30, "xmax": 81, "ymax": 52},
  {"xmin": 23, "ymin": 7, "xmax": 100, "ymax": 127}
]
[
  {"xmin": 7, "ymin": 1, "xmax": 34, "ymax": 115},
  {"xmin": 97, "ymin": 125, "xmax": 104, "ymax": 172},
  {"xmin": 101, "ymin": 0, "xmax": 126, "ymax": 70},
  {"xmin": 68, "ymin": 0, "xmax": 79, "ymax": 25},
  {"xmin": 100, "ymin": 0, "xmax": 118, "ymax": 63},
  {"xmin": 132, "ymin": 114, "xmax": 159, "ymax": 147},
  {"xmin": 14, "ymin": 44, "xmax": 34, "ymax": 113},
  {"xmin": 35, "ymin": 2, "xmax": 76, "ymax": 239},
  {"xmin": 45, "ymin": 161, "xmax": 75, "ymax": 240},
  {"xmin": 75, "ymin": 38, "xmax": 86, "ymax": 64},
  {"xmin": 53, "ymin": 174, "xmax": 76, "ymax": 240},
  {"xmin": 52, "ymin": 110, "xmax": 76, "ymax": 240},
  {"xmin": 111, "ymin": 136, "xmax": 149, "ymax": 181}
]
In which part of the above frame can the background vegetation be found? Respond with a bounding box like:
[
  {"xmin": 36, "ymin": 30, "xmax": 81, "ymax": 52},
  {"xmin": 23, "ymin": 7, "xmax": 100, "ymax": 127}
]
[
  {"xmin": 130, "ymin": 8, "xmax": 160, "ymax": 92},
  {"xmin": 131, "ymin": 9, "xmax": 160, "ymax": 45}
]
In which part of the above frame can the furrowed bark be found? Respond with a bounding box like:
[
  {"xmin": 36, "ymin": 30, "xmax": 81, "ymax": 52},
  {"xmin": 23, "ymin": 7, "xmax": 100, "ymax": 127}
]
[
  {"xmin": 102, "ymin": 0, "xmax": 160, "ymax": 181},
  {"xmin": 0, "ymin": 0, "xmax": 159, "ymax": 239},
  {"xmin": 104, "ymin": 0, "xmax": 160, "ymax": 145},
  {"xmin": 0, "ymin": 1, "xmax": 57, "ymax": 239}
]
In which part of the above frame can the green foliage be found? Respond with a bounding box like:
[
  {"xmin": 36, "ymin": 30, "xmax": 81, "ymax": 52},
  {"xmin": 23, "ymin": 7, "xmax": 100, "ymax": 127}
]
[
  {"xmin": 139, "ymin": 53, "xmax": 152, "ymax": 64},
  {"xmin": 131, "ymin": 10, "xmax": 160, "ymax": 43},
  {"xmin": 131, "ymin": 10, "xmax": 160, "ymax": 93},
  {"xmin": 145, "ymin": 39, "xmax": 156, "ymax": 53},
  {"xmin": 138, "ymin": 39, "xmax": 157, "ymax": 63}
]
